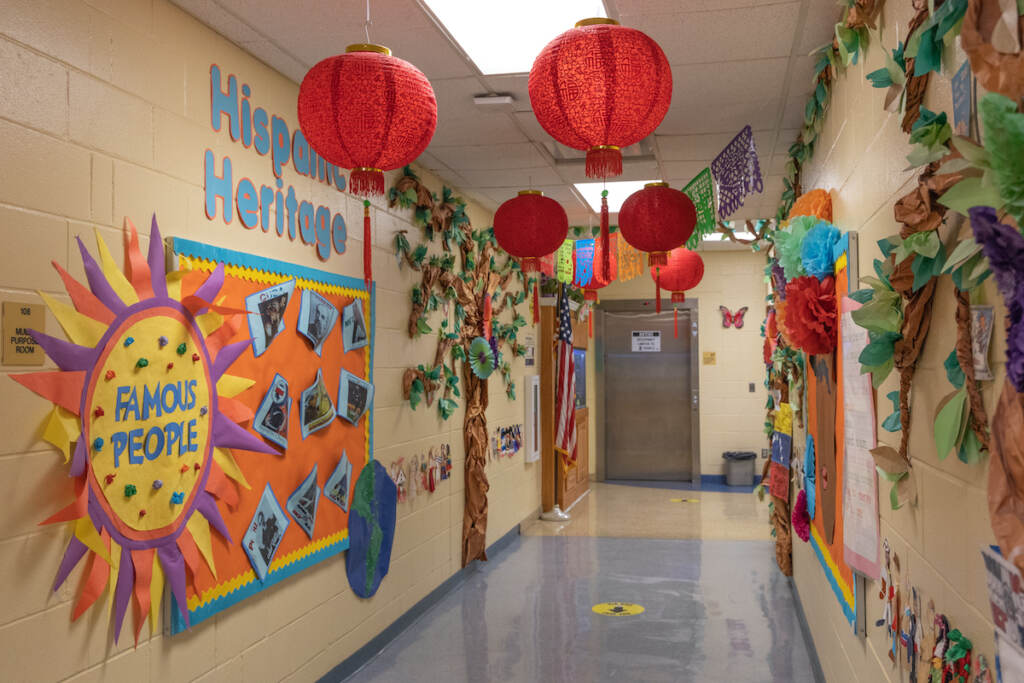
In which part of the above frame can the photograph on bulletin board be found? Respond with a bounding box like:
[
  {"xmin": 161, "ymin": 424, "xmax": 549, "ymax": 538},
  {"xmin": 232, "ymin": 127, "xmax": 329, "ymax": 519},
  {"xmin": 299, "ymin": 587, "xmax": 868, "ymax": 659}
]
[{"xmin": 169, "ymin": 237, "xmax": 374, "ymax": 631}]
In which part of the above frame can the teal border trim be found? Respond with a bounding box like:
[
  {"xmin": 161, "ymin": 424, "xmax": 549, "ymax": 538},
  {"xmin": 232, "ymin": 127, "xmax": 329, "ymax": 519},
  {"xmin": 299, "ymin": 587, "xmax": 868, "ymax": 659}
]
[
  {"xmin": 167, "ymin": 238, "xmax": 374, "ymax": 635},
  {"xmin": 808, "ymin": 529, "xmax": 857, "ymax": 629}
]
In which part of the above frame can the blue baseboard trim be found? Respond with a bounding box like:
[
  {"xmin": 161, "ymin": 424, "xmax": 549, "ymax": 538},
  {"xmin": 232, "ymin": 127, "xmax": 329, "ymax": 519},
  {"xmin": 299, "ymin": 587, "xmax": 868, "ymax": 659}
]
[
  {"xmin": 318, "ymin": 522, "xmax": 523, "ymax": 683},
  {"xmin": 788, "ymin": 577, "xmax": 827, "ymax": 683},
  {"xmin": 605, "ymin": 475, "xmax": 762, "ymax": 493}
]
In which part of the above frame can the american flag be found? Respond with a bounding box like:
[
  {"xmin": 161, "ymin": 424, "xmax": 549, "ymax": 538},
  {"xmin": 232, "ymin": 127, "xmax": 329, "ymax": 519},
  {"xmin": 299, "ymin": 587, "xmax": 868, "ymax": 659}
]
[{"xmin": 554, "ymin": 287, "xmax": 577, "ymax": 469}]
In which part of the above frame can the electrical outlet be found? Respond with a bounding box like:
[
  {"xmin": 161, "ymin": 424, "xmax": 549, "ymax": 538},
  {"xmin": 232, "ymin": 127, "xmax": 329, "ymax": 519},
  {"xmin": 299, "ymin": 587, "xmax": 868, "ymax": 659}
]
[
  {"xmin": 761, "ymin": 448, "xmax": 769, "ymax": 459},
  {"xmin": 749, "ymin": 382, "xmax": 755, "ymax": 393}
]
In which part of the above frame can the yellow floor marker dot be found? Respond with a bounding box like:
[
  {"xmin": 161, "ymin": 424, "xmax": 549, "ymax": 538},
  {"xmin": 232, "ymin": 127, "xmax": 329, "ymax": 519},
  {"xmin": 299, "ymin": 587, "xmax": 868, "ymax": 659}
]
[
  {"xmin": 669, "ymin": 498, "xmax": 700, "ymax": 503},
  {"xmin": 592, "ymin": 602, "xmax": 645, "ymax": 616}
]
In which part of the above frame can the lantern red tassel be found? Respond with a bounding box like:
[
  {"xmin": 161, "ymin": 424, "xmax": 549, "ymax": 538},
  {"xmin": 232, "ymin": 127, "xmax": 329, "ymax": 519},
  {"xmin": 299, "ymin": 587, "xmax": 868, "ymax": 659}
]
[
  {"xmin": 588, "ymin": 312, "xmax": 593, "ymax": 338},
  {"xmin": 588, "ymin": 147, "xmax": 623, "ymax": 180},
  {"xmin": 351, "ymin": 168, "xmax": 385, "ymax": 197},
  {"xmin": 363, "ymin": 200, "xmax": 372, "ymax": 288},
  {"xmin": 655, "ymin": 267, "xmax": 662, "ymax": 314},
  {"xmin": 600, "ymin": 192, "xmax": 611, "ymax": 282}
]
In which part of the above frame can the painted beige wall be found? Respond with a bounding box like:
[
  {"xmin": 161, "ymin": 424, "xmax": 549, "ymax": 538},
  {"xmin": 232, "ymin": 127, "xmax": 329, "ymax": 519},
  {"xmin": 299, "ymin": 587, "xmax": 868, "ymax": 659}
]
[
  {"xmin": 0, "ymin": 1, "xmax": 539, "ymax": 680},
  {"xmin": 596, "ymin": 249, "xmax": 770, "ymax": 477},
  {"xmin": 790, "ymin": 2, "xmax": 1000, "ymax": 681}
]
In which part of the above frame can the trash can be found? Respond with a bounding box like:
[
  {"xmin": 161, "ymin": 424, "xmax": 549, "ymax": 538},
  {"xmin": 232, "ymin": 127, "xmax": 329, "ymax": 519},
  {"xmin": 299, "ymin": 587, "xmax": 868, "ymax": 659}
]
[{"xmin": 722, "ymin": 451, "xmax": 757, "ymax": 486}]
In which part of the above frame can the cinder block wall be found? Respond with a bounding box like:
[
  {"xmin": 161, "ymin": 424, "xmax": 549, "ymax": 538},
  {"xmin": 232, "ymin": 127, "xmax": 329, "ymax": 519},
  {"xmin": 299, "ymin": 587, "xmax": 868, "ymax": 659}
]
[{"xmin": 0, "ymin": 1, "xmax": 540, "ymax": 680}]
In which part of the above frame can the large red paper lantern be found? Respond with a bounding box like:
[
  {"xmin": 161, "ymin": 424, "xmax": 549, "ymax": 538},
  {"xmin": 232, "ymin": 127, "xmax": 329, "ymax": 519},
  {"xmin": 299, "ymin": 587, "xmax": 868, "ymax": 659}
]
[
  {"xmin": 529, "ymin": 19, "xmax": 672, "ymax": 179},
  {"xmin": 620, "ymin": 183, "xmax": 697, "ymax": 267},
  {"xmin": 298, "ymin": 44, "xmax": 437, "ymax": 289},
  {"xmin": 651, "ymin": 247, "xmax": 703, "ymax": 335},
  {"xmin": 493, "ymin": 191, "xmax": 568, "ymax": 272}
]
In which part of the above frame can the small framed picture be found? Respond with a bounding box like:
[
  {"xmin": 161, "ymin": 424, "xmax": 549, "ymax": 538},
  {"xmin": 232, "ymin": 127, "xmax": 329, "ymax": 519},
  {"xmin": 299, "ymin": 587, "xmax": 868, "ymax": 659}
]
[
  {"xmin": 342, "ymin": 299, "xmax": 369, "ymax": 353},
  {"xmin": 300, "ymin": 369, "xmax": 335, "ymax": 438},
  {"xmin": 253, "ymin": 373, "xmax": 290, "ymax": 450},
  {"xmin": 337, "ymin": 369, "xmax": 374, "ymax": 426},
  {"xmin": 243, "ymin": 483, "xmax": 290, "ymax": 581},
  {"xmin": 286, "ymin": 464, "xmax": 320, "ymax": 540},
  {"xmin": 324, "ymin": 451, "xmax": 353, "ymax": 512},
  {"xmin": 298, "ymin": 289, "xmax": 339, "ymax": 357},
  {"xmin": 971, "ymin": 305, "xmax": 994, "ymax": 381},
  {"xmin": 246, "ymin": 279, "xmax": 296, "ymax": 357}
]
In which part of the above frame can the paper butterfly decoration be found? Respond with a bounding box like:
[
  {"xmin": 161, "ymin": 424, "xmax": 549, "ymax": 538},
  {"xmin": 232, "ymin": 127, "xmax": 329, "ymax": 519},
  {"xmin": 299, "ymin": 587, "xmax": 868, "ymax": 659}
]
[{"xmin": 719, "ymin": 306, "xmax": 749, "ymax": 329}]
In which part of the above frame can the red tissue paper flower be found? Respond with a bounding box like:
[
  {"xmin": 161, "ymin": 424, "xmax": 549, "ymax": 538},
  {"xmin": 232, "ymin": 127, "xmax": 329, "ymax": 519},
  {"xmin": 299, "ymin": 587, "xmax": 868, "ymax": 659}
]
[
  {"xmin": 792, "ymin": 489, "xmax": 810, "ymax": 542},
  {"xmin": 783, "ymin": 275, "xmax": 837, "ymax": 355}
]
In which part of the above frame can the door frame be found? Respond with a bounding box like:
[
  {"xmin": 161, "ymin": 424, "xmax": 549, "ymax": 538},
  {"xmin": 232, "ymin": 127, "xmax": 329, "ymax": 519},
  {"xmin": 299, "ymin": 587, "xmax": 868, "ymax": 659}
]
[{"xmin": 594, "ymin": 298, "xmax": 701, "ymax": 482}]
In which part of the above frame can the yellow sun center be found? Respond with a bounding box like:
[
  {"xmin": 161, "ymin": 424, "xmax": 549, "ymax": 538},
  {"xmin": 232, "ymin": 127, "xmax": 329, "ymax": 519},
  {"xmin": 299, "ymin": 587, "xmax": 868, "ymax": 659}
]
[{"xmin": 87, "ymin": 310, "xmax": 213, "ymax": 533}]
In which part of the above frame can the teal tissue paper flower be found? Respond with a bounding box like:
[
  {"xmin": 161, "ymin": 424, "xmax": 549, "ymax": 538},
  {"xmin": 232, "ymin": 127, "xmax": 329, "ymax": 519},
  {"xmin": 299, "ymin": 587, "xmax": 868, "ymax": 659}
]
[
  {"xmin": 801, "ymin": 222, "xmax": 842, "ymax": 280},
  {"xmin": 775, "ymin": 215, "xmax": 816, "ymax": 280}
]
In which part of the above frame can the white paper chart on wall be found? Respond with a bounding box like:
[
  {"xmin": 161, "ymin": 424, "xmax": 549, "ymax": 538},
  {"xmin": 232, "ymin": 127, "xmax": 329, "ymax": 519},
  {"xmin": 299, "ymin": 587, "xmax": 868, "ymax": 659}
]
[{"xmin": 631, "ymin": 330, "xmax": 661, "ymax": 352}]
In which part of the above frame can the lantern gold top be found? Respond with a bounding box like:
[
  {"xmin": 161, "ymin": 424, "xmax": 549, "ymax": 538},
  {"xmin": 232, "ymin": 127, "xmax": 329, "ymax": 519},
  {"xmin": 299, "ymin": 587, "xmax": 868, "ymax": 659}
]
[
  {"xmin": 518, "ymin": 190, "xmax": 544, "ymax": 196},
  {"xmin": 644, "ymin": 182, "xmax": 670, "ymax": 188},
  {"xmin": 346, "ymin": 43, "xmax": 392, "ymax": 55},
  {"xmin": 575, "ymin": 17, "xmax": 620, "ymax": 27}
]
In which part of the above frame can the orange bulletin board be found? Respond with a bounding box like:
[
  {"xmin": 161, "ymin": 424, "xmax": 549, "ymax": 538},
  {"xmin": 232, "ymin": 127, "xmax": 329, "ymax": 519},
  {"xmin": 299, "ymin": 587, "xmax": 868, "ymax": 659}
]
[
  {"xmin": 169, "ymin": 238, "xmax": 373, "ymax": 631},
  {"xmin": 805, "ymin": 249, "xmax": 859, "ymax": 630}
]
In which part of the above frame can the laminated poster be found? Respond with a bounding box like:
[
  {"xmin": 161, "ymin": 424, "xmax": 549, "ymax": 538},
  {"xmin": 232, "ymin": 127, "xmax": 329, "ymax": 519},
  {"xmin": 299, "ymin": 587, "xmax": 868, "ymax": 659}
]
[
  {"xmin": 338, "ymin": 369, "xmax": 374, "ymax": 426},
  {"xmin": 300, "ymin": 368, "xmax": 336, "ymax": 439},
  {"xmin": 286, "ymin": 464, "xmax": 320, "ymax": 540},
  {"xmin": 342, "ymin": 299, "xmax": 369, "ymax": 353},
  {"xmin": 253, "ymin": 373, "xmax": 291, "ymax": 449},
  {"xmin": 243, "ymin": 484, "xmax": 290, "ymax": 581},
  {"xmin": 246, "ymin": 279, "xmax": 295, "ymax": 357},
  {"xmin": 324, "ymin": 451, "xmax": 353, "ymax": 512},
  {"xmin": 297, "ymin": 289, "xmax": 339, "ymax": 357}
]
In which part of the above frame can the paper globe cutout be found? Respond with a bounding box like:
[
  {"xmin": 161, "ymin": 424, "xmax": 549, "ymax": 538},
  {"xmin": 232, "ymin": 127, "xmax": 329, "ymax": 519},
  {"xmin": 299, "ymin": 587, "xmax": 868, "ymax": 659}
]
[
  {"xmin": 493, "ymin": 191, "xmax": 568, "ymax": 272},
  {"xmin": 528, "ymin": 18, "xmax": 672, "ymax": 178}
]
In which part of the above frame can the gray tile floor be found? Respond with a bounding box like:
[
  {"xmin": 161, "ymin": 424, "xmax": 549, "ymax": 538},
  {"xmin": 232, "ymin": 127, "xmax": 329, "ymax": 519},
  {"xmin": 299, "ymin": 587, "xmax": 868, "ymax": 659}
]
[{"xmin": 342, "ymin": 536, "xmax": 819, "ymax": 682}]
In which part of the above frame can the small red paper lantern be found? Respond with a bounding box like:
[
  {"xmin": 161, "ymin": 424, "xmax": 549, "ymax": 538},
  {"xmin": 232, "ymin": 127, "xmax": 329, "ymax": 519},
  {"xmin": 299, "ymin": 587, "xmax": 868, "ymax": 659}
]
[
  {"xmin": 584, "ymin": 234, "xmax": 617, "ymax": 302},
  {"xmin": 621, "ymin": 183, "xmax": 697, "ymax": 267},
  {"xmin": 651, "ymin": 247, "xmax": 703, "ymax": 335},
  {"xmin": 493, "ymin": 191, "xmax": 568, "ymax": 272},
  {"xmin": 298, "ymin": 44, "xmax": 437, "ymax": 288},
  {"xmin": 529, "ymin": 18, "xmax": 672, "ymax": 179}
]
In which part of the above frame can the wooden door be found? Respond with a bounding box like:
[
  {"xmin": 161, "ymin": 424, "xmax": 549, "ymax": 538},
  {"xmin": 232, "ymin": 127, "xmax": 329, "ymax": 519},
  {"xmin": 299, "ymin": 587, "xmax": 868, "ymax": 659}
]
[{"xmin": 560, "ymin": 407, "xmax": 589, "ymax": 509}]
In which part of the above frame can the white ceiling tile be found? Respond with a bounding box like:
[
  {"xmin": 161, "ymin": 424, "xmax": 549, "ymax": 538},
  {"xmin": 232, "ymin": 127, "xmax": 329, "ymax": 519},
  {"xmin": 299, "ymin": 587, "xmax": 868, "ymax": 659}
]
[
  {"xmin": 622, "ymin": 3, "xmax": 801, "ymax": 65},
  {"xmin": 483, "ymin": 74, "xmax": 532, "ymax": 112},
  {"xmin": 662, "ymin": 160, "xmax": 709, "ymax": 183},
  {"xmin": 670, "ymin": 58, "xmax": 788, "ymax": 107},
  {"xmin": 797, "ymin": 0, "xmax": 842, "ymax": 56},
  {"xmin": 657, "ymin": 130, "xmax": 774, "ymax": 161},
  {"xmin": 455, "ymin": 166, "xmax": 561, "ymax": 189},
  {"xmin": 615, "ymin": 0, "xmax": 786, "ymax": 12},
  {"xmin": 782, "ymin": 95, "xmax": 810, "ymax": 129},
  {"xmin": 432, "ymin": 143, "xmax": 548, "ymax": 171},
  {"xmin": 659, "ymin": 98, "xmax": 783, "ymax": 136},
  {"xmin": 767, "ymin": 154, "xmax": 791, "ymax": 176}
]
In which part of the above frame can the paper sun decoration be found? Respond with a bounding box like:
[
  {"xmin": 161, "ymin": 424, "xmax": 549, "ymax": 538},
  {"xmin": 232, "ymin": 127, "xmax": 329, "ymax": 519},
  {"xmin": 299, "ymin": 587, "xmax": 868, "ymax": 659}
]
[
  {"xmin": 468, "ymin": 336, "xmax": 496, "ymax": 380},
  {"xmin": 13, "ymin": 217, "xmax": 275, "ymax": 644}
]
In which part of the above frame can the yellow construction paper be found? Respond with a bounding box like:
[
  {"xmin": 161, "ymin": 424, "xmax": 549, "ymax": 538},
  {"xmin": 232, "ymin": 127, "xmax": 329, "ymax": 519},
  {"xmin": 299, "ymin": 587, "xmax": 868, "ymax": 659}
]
[
  {"xmin": 186, "ymin": 514, "xmax": 216, "ymax": 579},
  {"xmin": 38, "ymin": 291, "xmax": 107, "ymax": 347},
  {"xmin": 216, "ymin": 374, "xmax": 255, "ymax": 398},
  {"xmin": 94, "ymin": 229, "xmax": 139, "ymax": 306}
]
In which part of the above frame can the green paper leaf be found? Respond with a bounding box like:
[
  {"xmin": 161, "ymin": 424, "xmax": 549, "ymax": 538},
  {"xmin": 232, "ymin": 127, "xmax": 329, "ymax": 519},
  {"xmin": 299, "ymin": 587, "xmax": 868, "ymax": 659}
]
[
  {"xmin": 859, "ymin": 332, "xmax": 898, "ymax": 367},
  {"xmin": 438, "ymin": 397, "xmax": 457, "ymax": 420},
  {"xmin": 882, "ymin": 390, "xmax": 902, "ymax": 432},
  {"xmin": 866, "ymin": 66, "xmax": 894, "ymax": 89},
  {"xmin": 849, "ymin": 288, "xmax": 874, "ymax": 304},
  {"xmin": 934, "ymin": 388, "xmax": 968, "ymax": 460},
  {"xmin": 415, "ymin": 317, "xmax": 432, "ymax": 336},
  {"xmin": 942, "ymin": 238, "xmax": 983, "ymax": 274},
  {"xmin": 951, "ymin": 136, "xmax": 990, "ymax": 168},
  {"xmin": 851, "ymin": 289, "xmax": 903, "ymax": 334},
  {"xmin": 958, "ymin": 426, "xmax": 984, "ymax": 464},
  {"xmin": 938, "ymin": 176, "xmax": 1005, "ymax": 216},
  {"xmin": 864, "ymin": 358, "xmax": 895, "ymax": 388},
  {"xmin": 944, "ymin": 350, "xmax": 966, "ymax": 389}
]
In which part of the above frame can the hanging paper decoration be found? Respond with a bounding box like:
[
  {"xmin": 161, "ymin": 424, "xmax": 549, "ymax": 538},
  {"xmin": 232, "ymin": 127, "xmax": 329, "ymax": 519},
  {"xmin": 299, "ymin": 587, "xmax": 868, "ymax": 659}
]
[
  {"xmin": 528, "ymin": 18, "xmax": 672, "ymax": 180},
  {"xmin": 538, "ymin": 251, "xmax": 556, "ymax": 277},
  {"xmin": 572, "ymin": 239, "xmax": 596, "ymax": 288},
  {"xmin": 493, "ymin": 190, "xmax": 569, "ymax": 272},
  {"xmin": 711, "ymin": 125, "xmax": 764, "ymax": 219},
  {"xmin": 617, "ymin": 236, "xmax": 644, "ymax": 282},
  {"xmin": 10, "ymin": 217, "xmax": 275, "ymax": 644},
  {"xmin": 298, "ymin": 44, "xmax": 437, "ymax": 287},
  {"xmin": 583, "ymin": 234, "xmax": 618, "ymax": 301},
  {"xmin": 788, "ymin": 188, "xmax": 833, "ymax": 222},
  {"xmin": 555, "ymin": 239, "xmax": 575, "ymax": 284},
  {"xmin": 650, "ymin": 247, "xmax": 704, "ymax": 334},
  {"xmin": 346, "ymin": 461, "xmax": 397, "ymax": 599},
  {"xmin": 719, "ymin": 306, "xmax": 749, "ymax": 329},
  {"xmin": 682, "ymin": 168, "xmax": 717, "ymax": 248},
  {"xmin": 619, "ymin": 182, "xmax": 697, "ymax": 266}
]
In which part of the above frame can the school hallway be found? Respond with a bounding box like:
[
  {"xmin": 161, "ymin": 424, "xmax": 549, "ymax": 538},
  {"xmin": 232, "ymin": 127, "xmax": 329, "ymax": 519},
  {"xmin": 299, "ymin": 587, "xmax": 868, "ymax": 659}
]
[{"xmin": 333, "ymin": 483, "xmax": 820, "ymax": 682}]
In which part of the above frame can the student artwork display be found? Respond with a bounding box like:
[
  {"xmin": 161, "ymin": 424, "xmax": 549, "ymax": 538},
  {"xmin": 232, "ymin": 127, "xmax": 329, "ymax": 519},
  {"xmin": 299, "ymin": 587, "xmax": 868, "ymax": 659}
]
[
  {"xmin": 10, "ymin": 217, "xmax": 279, "ymax": 644},
  {"xmin": 342, "ymin": 299, "xmax": 369, "ymax": 352},
  {"xmin": 346, "ymin": 461, "xmax": 397, "ymax": 598},
  {"xmin": 491, "ymin": 424, "xmax": 523, "ymax": 459},
  {"xmin": 572, "ymin": 239, "xmax": 595, "ymax": 288},
  {"xmin": 388, "ymin": 445, "xmax": 453, "ymax": 502},
  {"xmin": 169, "ymin": 235, "xmax": 374, "ymax": 626},
  {"xmin": 710, "ymin": 125, "xmax": 763, "ymax": 219},
  {"xmin": 338, "ymin": 369, "xmax": 374, "ymax": 425}
]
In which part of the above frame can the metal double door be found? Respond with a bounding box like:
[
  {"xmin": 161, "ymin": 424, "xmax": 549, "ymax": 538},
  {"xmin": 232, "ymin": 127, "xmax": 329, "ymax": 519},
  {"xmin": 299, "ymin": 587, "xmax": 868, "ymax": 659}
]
[{"xmin": 603, "ymin": 308, "xmax": 695, "ymax": 481}]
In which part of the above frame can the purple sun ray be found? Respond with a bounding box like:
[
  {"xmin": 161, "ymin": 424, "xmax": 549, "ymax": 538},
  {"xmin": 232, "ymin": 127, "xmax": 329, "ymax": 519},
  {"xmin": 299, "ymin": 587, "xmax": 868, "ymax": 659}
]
[
  {"xmin": 70, "ymin": 438, "xmax": 86, "ymax": 477},
  {"xmin": 111, "ymin": 547, "xmax": 135, "ymax": 644},
  {"xmin": 28, "ymin": 329, "xmax": 96, "ymax": 372},
  {"xmin": 158, "ymin": 544, "xmax": 189, "ymax": 629},
  {"xmin": 148, "ymin": 215, "xmax": 168, "ymax": 298},
  {"xmin": 76, "ymin": 237, "xmax": 128, "ymax": 315},
  {"xmin": 213, "ymin": 412, "xmax": 280, "ymax": 455},
  {"xmin": 195, "ymin": 491, "xmax": 232, "ymax": 544},
  {"xmin": 191, "ymin": 263, "xmax": 226, "ymax": 314},
  {"xmin": 212, "ymin": 339, "xmax": 250, "ymax": 381},
  {"xmin": 53, "ymin": 536, "xmax": 88, "ymax": 592}
]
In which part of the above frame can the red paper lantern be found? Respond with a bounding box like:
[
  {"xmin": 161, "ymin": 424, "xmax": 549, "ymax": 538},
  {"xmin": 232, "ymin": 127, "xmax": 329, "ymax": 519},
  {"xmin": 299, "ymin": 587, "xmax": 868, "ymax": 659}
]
[
  {"xmin": 493, "ymin": 191, "xmax": 568, "ymax": 272},
  {"xmin": 584, "ymin": 234, "xmax": 617, "ymax": 301},
  {"xmin": 621, "ymin": 183, "xmax": 697, "ymax": 267},
  {"xmin": 298, "ymin": 44, "xmax": 437, "ymax": 196},
  {"xmin": 650, "ymin": 247, "xmax": 703, "ymax": 334},
  {"xmin": 298, "ymin": 44, "xmax": 437, "ymax": 289},
  {"xmin": 529, "ymin": 19, "xmax": 672, "ymax": 179}
]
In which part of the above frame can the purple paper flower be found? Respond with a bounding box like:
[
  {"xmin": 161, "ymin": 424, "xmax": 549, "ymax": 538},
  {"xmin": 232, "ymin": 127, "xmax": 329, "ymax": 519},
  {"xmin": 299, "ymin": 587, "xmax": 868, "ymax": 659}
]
[
  {"xmin": 771, "ymin": 260, "xmax": 787, "ymax": 299},
  {"xmin": 970, "ymin": 207, "xmax": 1024, "ymax": 391}
]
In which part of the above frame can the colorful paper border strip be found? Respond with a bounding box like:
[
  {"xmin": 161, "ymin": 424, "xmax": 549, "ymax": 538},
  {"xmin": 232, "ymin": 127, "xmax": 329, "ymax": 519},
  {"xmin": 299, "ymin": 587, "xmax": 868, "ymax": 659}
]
[
  {"xmin": 809, "ymin": 521, "xmax": 857, "ymax": 629},
  {"xmin": 168, "ymin": 237, "xmax": 375, "ymax": 633}
]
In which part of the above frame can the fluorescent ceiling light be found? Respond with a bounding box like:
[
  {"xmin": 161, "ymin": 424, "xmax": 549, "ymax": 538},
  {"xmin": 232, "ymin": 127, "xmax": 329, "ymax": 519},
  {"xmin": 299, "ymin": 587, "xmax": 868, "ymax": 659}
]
[
  {"xmin": 574, "ymin": 180, "xmax": 657, "ymax": 213},
  {"xmin": 423, "ymin": 0, "xmax": 607, "ymax": 75}
]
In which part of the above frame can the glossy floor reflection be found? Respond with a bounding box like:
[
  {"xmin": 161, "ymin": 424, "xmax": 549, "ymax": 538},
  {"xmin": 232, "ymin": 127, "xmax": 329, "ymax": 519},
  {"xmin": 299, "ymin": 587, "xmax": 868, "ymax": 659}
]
[{"xmin": 343, "ymin": 483, "xmax": 818, "ymax": 682}]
